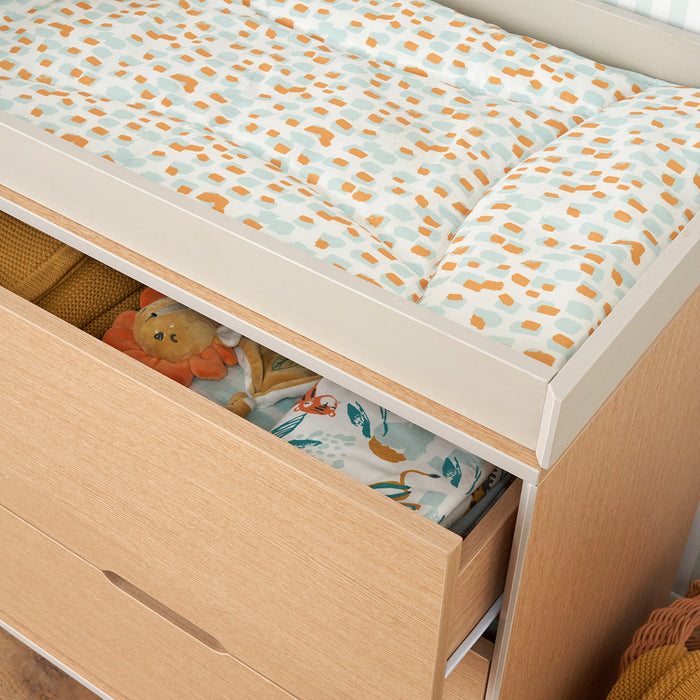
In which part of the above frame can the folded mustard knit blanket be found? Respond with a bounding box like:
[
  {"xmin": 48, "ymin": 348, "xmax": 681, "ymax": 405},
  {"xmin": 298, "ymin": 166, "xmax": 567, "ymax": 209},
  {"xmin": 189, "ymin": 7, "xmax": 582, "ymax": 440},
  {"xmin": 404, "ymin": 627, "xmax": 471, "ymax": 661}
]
[{"xmin": 0, "ymin": 210, "xmax": 143, "ymax": 337}]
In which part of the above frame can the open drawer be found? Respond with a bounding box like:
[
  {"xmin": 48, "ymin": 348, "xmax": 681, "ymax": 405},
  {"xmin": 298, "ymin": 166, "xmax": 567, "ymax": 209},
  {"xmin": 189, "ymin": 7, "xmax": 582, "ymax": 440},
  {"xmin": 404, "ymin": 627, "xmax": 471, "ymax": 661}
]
[{"xmin": 0, "ymin": 284, "xmax": 519, "ymax": 699}]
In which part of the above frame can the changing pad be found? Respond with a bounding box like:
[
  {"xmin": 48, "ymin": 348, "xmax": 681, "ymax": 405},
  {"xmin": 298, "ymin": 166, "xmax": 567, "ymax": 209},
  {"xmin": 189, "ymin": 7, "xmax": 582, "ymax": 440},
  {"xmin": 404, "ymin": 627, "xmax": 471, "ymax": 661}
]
[{"xmin": 0, "ymin": 0, "xmax": 698, "ymax": 368}]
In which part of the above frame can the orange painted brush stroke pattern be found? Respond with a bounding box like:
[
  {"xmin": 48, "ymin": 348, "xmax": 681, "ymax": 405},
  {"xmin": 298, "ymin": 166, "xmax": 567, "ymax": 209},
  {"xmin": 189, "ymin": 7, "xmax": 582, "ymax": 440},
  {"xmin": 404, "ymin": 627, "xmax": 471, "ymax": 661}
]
[{"xmin": 1, "ymin": 0, "xmax": 697, "ymax": 368}]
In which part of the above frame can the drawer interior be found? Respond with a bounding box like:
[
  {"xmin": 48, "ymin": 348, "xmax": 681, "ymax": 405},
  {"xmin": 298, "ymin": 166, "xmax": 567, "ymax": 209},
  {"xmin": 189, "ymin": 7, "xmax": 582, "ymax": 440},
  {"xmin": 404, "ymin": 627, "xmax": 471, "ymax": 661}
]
[
  {"xmin": 0, "ymin": 212, "xmax": 520, "ymax": 698},
  {"xmin": 448, "ymin": 481, "xmax": 520, "ymax": 656}
]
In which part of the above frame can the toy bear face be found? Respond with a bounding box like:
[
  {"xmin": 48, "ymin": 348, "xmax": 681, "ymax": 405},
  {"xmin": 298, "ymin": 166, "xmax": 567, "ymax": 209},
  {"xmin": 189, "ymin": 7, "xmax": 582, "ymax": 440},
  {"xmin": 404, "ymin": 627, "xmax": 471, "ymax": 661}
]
[{"xmin": 133, "ymin": 297, "xmax": 217, "ymax": 363}]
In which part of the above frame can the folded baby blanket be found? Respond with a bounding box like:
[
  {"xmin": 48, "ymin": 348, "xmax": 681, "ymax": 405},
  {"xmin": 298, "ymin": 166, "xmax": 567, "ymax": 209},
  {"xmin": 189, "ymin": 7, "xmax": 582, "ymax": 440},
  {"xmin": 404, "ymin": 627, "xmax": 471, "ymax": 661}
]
[
  {"xmin": 270, "ymin": 378, "xmax": 497, "ymax": 528},
  {"xmin": 0, "ymin": 211, "xmax": 143, "ymax": 337}
]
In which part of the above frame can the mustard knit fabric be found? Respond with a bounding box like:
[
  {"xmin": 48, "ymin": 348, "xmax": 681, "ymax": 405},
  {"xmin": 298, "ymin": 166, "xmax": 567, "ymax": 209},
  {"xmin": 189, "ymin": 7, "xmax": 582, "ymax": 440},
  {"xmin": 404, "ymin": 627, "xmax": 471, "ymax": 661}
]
[
  {"xmin": 0, "ymin": 210, "xmax": 143, "ymax": 337},
  {"xmin": 608, "ymin": 645, "xmax": 700, "ymax": 700}
]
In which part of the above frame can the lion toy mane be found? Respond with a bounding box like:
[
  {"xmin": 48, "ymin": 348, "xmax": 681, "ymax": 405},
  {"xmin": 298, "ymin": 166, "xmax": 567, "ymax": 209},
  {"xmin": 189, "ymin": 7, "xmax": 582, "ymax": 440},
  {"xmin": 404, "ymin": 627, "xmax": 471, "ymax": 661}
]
[{"xmin": 104, "ymin": 288, "xmax": 239, "ymax": 386}]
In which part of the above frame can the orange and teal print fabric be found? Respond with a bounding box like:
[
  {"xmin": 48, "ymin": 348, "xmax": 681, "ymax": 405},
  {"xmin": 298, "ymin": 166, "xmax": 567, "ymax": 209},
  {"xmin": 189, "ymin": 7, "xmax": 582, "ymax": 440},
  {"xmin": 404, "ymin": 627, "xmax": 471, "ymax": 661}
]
[
  {"xmin": 0, "ymin": 0, "xmax": 697, "ymax": 368},
  {"xmin": 271, "ymin": 377, "xmax": 496, "ymax": 527},
  {"xmin": 420, "ymin": 88, "xmax": 700, "ymax": 366}
]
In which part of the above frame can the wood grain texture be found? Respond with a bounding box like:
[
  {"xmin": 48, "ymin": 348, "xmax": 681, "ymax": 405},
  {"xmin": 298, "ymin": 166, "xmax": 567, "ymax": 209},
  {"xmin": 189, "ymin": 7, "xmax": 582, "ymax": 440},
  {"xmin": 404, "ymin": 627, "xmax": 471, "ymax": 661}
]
[
  {"xmin": 447, "ymin": 483, "xmax": 520, "ymax": 655},
  {"xmin": 443, "ymin": 638, "xmax": 493, "ymax": 700},
  {"xmin": 0, "ymin": 628, "xmax": 97, "ymax": 700},
  {"xmin": 0, "ymin": 285, "xmax": 466, "ymax": 700},
  {"xmin": 538, "ymin": 219, "xmax": 700, "ymax": 468},
  {"xmin": 496, "ymin": 287, "xmax": 700, "ymax": 700},
  {"xmin": 0, "ymin": 183, "xmax": 541, "ymax": 477},
  {"xmin": 0, "ymin": 505, "xmax": 291, "ymax": 700}
]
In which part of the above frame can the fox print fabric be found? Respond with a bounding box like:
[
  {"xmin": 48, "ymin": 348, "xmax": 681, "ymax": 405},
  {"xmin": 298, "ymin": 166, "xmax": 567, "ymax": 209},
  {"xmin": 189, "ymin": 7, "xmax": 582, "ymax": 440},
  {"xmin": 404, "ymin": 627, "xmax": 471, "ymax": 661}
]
[
  {"xmin": 271, "ymin": 378, "xmax": 496, "ymax": 527},
  {"xmin": 0, "ymin": 0, "xmax": 698, "ymax": 369}
]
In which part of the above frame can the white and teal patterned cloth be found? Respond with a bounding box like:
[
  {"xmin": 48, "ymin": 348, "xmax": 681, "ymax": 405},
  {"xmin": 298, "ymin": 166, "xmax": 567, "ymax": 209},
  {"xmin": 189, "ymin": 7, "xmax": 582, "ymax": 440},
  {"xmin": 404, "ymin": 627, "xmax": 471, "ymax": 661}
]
[
  {"xmin": 190, "ymin": 364, "xmax": 298, "ymax": 431},
  {"xmin": 270, "ymin": 378, "xmax": 496, "ymax": 528},
  {"xmin": 419, "ymin": 87, "xmax": 700, "ymax": 364},
  {"xmin": 1, "ymin": 0, "xmax": 698, "ymax": 368}
]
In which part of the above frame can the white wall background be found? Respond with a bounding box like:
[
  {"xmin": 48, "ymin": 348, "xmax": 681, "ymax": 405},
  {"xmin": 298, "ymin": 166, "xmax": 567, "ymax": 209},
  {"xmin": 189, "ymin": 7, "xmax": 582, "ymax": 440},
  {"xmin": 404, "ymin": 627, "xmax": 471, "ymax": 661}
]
[
  {"xmin": 674, "ymin": 502, "xmax": 700, "ymax": 597},
  {"xmin": 599, "ymin": 0, "xmax": 700, "ymax": 33}
]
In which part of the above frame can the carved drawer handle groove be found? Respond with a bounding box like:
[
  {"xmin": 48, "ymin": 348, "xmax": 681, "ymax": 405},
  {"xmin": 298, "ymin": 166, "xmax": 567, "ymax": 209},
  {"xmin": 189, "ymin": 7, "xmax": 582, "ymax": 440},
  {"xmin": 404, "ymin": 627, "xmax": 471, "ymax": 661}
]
[{"xmin": 102, "ymin": 570, "xmax": 228, "ymax": 654}]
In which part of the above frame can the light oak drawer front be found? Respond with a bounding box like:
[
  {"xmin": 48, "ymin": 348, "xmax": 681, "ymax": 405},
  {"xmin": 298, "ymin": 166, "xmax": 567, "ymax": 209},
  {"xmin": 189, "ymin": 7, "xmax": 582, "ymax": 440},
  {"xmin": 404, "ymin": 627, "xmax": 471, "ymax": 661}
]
[
  {"xmin": 0, "ymin": 504, "xmax": 291, "ymax": 700},
  {"xmin": 0, "ymin": 286, "xmax": 462, "ymax": 699},
  {"xmin": 0, "ymin": 286, "xmax": 517, "ymax": 698}
]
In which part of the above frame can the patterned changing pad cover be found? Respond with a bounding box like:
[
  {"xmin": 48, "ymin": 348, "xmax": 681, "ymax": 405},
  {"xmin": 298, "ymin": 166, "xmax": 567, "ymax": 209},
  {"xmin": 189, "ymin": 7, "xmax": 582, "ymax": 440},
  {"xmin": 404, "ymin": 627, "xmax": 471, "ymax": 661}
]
[{"xmin": 1, "ymin": 0, "xmax": 699, "ymax": 369}]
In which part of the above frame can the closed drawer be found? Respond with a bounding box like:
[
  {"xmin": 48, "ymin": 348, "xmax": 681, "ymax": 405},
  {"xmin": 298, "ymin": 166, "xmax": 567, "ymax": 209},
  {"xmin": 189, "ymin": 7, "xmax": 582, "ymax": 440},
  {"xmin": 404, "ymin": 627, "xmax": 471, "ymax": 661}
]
[
  {"xmin": 0, "ymin": 504, "xmax": 291, "ymax": 700},
  {"xmin": 443, "ymin": 639, "xmax": 494, "ymax": 700},
  {"xmin": 0, "ymin": 284, "xmax": 518, "ymax": 699}
]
